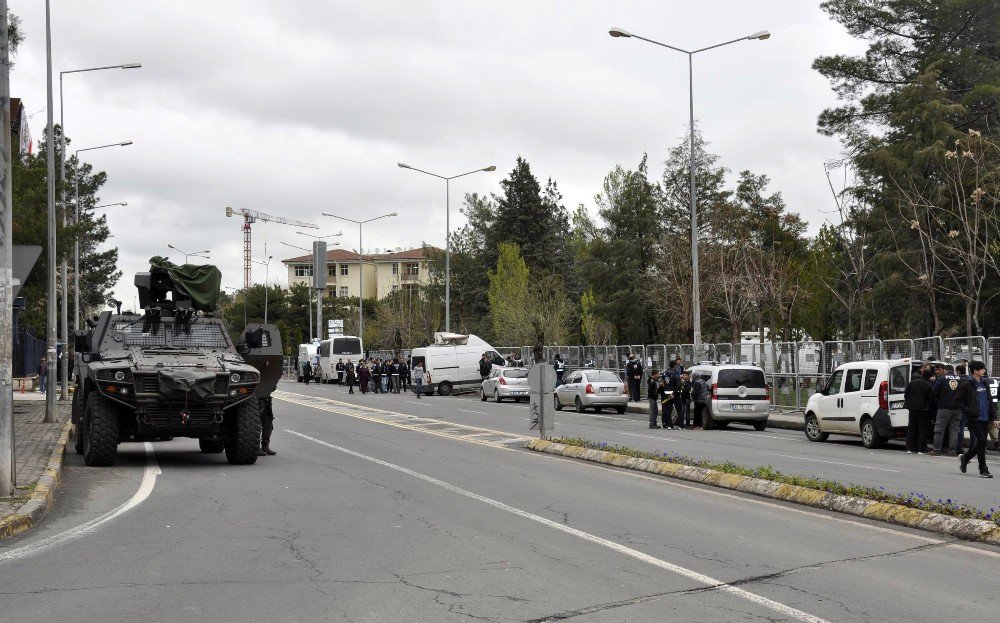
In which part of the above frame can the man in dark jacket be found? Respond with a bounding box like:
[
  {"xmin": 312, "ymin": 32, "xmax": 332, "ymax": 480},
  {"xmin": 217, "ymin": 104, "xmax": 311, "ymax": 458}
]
[
  {"xmin": 930, "ymin": 366, "xmax": 962, "ymax": 456},
  {"xmin": 904, "ymin": 369, "xmax": 933, "ymax": 454},
  {"xmin": 479, "ymin": 354, "xmax": 493, "ymax": 382},
  {"xmin": 956, "ymin": 361, "xmax": 995, "ymax": 478},
  {"xmin": 691, "ymin": 373, "xmax": 708, "ymax": 430},
  {"xmin": 335, "ymin": 359, "xmax": 345, "ymax": 384},
  {"xmin": 372, "ymin": 359, "xmax": 382, "ymax": 393},
  {"xmin": 647, "ymin": 371, "xmax": 662, "ymax": 429},
  {"xmin": 625, "ymin": 354, "xmax": 643, "ymax": 403}
]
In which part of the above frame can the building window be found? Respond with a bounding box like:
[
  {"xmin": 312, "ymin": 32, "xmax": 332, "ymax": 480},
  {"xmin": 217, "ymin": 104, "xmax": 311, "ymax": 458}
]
[
  {"xmin": 327, "ymin": 287, "xmax": 335, "ymax": 297},
  {"xmin": 406, "ymin": 263, "xmax": 419, "ymax": 276},
  {"xmin": 327, "ymin": 265, "xmax": 336, "ymax": 277},
  {"xmin": 294, "ymin": 265, "xmax": 313, "ymax": 277},
  {"xmin": 340, "ymin": 265, "xmax": 349, "ymax": 276},
  {"xmin": 339, "ymin": 286, "xmax": 349, "ymax": 297},
  {"xmin": 392, "ymin": 262, "xmax": 398, "ymax": 275},
  {"xmin": 391, "ymin": 284, "xmax": 400, "ymax": 293}
]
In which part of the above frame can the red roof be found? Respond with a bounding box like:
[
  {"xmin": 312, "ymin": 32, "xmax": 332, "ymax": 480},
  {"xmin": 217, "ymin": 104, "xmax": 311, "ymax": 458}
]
[{"xmin": 281, "ymin": 246, "xmax": 439, "ymax": 264}]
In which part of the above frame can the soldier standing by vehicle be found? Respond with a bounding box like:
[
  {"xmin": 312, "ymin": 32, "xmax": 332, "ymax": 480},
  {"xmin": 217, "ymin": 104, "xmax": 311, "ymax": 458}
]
[
  {"xmin": 625, "ymin": 354, "xmax": 643, "ymax": 403},
  {"xmin": 692, "ymin": 372, "xmax": 708, "ymax": 430},
  {"xmin": 553, "ymin": 354, "xmax": 566, "ymax": 386},
  {"xmin": 258, "ymin": 398, "xmax": 276, "ymax": 456},
  {"xmin": 480, "ymin": 353, "xmax": 493, "ymax": 382}
]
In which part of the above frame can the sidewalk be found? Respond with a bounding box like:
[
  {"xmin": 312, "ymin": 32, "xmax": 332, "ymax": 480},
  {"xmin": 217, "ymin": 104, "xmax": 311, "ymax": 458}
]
[{"xmin": 0, "ymin": 394, "xmax": 73, "ymax": 539}]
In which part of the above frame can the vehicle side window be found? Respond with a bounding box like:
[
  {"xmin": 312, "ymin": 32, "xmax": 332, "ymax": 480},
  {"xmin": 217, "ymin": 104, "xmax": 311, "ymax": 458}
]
[
  {"xmin": 844, "ymin": 368, "xmax": 863, "ymax": 393},
  {"xmin": 889, "ymin": 366, "xmax": 909, "ymax": 393},
  {"xmin": 826, "ymin": 370, "xmax": 844, "ymax": 396},
  {"xmin": 863, "ymin": 369, "xmax": 879, "ymax": 391}
]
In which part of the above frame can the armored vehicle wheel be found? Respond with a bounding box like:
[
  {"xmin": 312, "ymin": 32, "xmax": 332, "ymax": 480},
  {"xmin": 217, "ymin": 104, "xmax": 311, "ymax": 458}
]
[
  {"xmin": 73, "ymin": 390, "xmax": 84, "ymax": 455},
  {"xmin": 83, "ymin": 393, "xmax": 120, "ymax": 467},
  {"xmin": 199, "ymin": 438, "xmax": 225, "ymax": 454},
  {"xmin": 225, "ymin": 398, "xmax": 262, "ymax": 465}
]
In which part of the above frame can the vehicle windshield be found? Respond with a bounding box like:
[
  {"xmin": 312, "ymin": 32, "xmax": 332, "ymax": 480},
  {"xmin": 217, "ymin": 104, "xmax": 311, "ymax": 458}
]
[
  {"xmin": 718, "ymin": 368, "xmax": 766, "ymax": 388},
  {"xmin": 503, "ymin": 369, "xmax": 528, "ymax": 379},
  {"xmin": 586, "ymin": 371, "xmax": 621, "ymax": 383},
  {"xmin": 110, "ymin": 318, "xmax": 229, "ymax": 350},
  {"xmin": 332, "ymin": 338, "xmax": 362, "ymax": 355}
]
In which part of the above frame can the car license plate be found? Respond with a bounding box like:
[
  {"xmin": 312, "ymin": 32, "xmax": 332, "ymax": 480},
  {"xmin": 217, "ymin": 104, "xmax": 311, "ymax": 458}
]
[
  {"xmin": 600, "ymin": 387, "xmax": 617, "ymax": 393},
  {"xmin": 890, "ymin": 401, "xmax": 904, "ymax": 409},
  {"xmin": 731, "ymin": 404, "xmax": 754, "ymax": 411},
  {"xmin": 513, "ymin": 391, "xmax": 526, "ymax": 396}
]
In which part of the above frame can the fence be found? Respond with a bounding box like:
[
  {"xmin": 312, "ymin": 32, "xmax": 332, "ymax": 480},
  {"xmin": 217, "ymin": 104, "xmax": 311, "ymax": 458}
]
[
  {"xmin": 498, "ymin": 334, "xmax": 1000, "ymax": 413},
  {"xmin": 13, "ymin": 327, "xmax": 45, "ymax": 379}
]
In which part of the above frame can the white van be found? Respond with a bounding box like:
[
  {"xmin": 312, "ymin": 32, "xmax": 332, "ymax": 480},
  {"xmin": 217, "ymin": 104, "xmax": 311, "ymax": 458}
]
[
  {"xmin": 296, "ymin": 341, "xmax": 320, "ymax": 382},
  {"xmin": 410, "ymin": 333, "xmax": 504, "ymax": 396},
  {"xmin": 317, "ymin": 335, "xmax": 364, "ymax": 383},
  {"xmin": 804, "ymin": 358, "xmax": 919, "ymax": 448}
]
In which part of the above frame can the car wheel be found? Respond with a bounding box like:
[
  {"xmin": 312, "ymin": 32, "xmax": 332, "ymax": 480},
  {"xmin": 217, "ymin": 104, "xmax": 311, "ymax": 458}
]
[
  {"xmin": 438, "ymin": 381, "xmax": 453, "ymax": 396},
  {"xmin": 480, "ymin": 387, "xmax": 488, "ymax": 402},
  {"xmin": 861, "ymin": 417, "xmax": 884, "ymax": 449},
  {"xmin": 616, "ymin": 405, "xmax": 626, "ymax": 415},
  {"xmin": 752, "ymin": 421, "xmax": 767, "ymax": 432},
  {"xmin": 575, "ymin": 397, "xmax": 585, "ymax": 413},
  {"xmin": 554, "ymin": 394, "xmax": 563, "ymax": 411},
  {"xmin": 703, "ymin": 408, "xmax": 715, "ymax": 430},
  {"xmin": 805, "ymin": 413, "xmax": 828, "ymax": 442},
  {"xmin": 494, "ymin": 389, "xmax": 502, "ymax": 403}
]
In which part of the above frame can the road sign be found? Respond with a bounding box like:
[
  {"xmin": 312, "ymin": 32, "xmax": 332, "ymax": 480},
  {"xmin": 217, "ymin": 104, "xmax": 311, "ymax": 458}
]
[
  {"xmin": 328, "ymin": 319, "xmax": 343, "ymax": 338},
  {"xmin": 528, "ymin": 363, "xmax": 557, "ymax": 438}
]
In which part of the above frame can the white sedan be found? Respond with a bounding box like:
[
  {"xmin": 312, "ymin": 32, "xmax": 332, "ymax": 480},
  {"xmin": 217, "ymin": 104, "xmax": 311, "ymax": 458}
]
[{"xmin": 554, "ymin": 369, "xmax": 628, "ymax": 414}]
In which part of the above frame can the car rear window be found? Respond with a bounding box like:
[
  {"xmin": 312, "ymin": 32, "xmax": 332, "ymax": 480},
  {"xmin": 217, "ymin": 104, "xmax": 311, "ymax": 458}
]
[
  {"xmin": 586, "ymin": 371, "xmax": 621, "ymax": 383},
  {"xmin": 718, "ymin": 369, "xmax": 766, "ymax": 388},
  {"xmin": 503, "ymin": 369, "xmax": 528, "ymax": 379},
  {"xmin": 889, "ymin": 365, "xmax": 909, "ymax": 393}
]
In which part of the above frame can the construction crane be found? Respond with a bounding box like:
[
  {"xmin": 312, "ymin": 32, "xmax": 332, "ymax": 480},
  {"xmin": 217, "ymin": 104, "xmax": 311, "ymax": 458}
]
[{"xmin": 225, "ymin": 206, "xmax": 319, "ymax": 288}]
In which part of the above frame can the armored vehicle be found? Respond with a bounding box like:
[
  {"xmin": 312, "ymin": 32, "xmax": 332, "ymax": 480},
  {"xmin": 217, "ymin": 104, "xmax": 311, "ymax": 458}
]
[{"xmin": 71, "ymin": 259, "xmax": 283, "ymax": 466}]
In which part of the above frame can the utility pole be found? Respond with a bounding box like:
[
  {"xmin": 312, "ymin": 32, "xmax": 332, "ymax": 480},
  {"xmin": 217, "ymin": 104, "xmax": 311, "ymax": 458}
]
[
  {"xmin": 43, "ymin": 0, "xmax": 57, "ymax": 423},
  {"xmin": 313, "ymin": 240, "xmax": 326, "ymax": 342},
  {"xmin": 0, "ymin": 0, "xmax": 17, "ymax": 496}
]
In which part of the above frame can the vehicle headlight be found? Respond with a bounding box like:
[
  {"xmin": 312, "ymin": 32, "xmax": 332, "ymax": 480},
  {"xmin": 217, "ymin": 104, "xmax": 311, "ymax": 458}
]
[
  {"xmin": 114, "ymin": 371, "xmax": 126, "ymax": 381},
  {"xmin": 230, "ymin": 373, "xmax": 241, "ymax": 383}
]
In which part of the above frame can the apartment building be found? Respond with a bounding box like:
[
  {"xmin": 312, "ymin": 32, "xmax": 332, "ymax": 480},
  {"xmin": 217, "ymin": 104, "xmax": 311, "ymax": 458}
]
[{"xmin": 281, "ymin": 246, "xmax": 438, "ymax": 299}]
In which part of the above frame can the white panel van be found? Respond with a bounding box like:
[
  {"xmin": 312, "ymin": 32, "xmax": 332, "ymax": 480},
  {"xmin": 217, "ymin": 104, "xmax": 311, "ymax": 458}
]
[{"xmin": 410, "ymin": 333, "xmax": 504, "ymax": 396}]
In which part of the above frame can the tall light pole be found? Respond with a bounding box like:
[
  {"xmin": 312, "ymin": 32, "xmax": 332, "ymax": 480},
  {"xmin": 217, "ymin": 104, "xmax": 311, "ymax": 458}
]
[
  {"xmin": 295, "ymin": 232, "xmax": 341, "ymax": 341},
  {"xmin": 93, "ymin": 201, "xmax": 127, "ymax": 210},
  {"xmin": 281, "ymin": 241, "xmax": 316, "ymax": 340},
  {"xmin": 58, "ymin": 62, "xmax": 140, "ymax": 403},
  {"xmin": 609, "ymin": 26, "xmax": 770, "ymax": 357},
  {"xmin": 251, "ymin": 256, "xmax": 273, "ymax": 323},
  {"xmin": 397, "ymin": 162, "xmax": 495, "ymax": 332},
  {"xmin": 166, "ymin": 244, "xmax": 210, "ymax": 264},
  {"xmin": 73, "ymin": 140, "xmax": 131, "ymax": 333},
  {"xmin": 1, "ymin": 0, "xmax": 17, "ymax": 493},
  {"xmin": 43, "ymin": 0, "xmax": 57, "ymax": 420},
  {"xmin": 321, "ymin": 212, "xmax": 396, "ymax": 339}
]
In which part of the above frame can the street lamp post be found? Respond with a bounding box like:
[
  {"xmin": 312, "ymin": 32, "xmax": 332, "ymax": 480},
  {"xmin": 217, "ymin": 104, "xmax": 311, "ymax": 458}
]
[
  {"xmin": 609, "ymin": 26, "xmax": 769, "ymax": 358},
  {"xmin": 166, "ymin": 244, "xmax": 210, "ymax": 264},
  {"xmin": 57, "ymin": 62, "xmax": 140, "ymax": 404},
  {"xmin": 73, "ymin": 141, "xmax": 132, "ymax": 333},
  {"xmin": 321, "ymin": 212, "xmax": 396, "ymax": 339},
  {"xmin": 281, "ymin": 241, "xmax": 317, "ymax": 340},
  {"xmin": 397, "ymin": 162, "xmax": 495, "ymax": 332}
]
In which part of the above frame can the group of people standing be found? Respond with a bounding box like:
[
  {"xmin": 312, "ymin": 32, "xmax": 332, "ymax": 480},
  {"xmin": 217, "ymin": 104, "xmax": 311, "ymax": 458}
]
[
  {"xmin": 904, "ymin": 360, "xmax": 997, "ymax": 478},
  {"xmin": 642, "ymin": 358, "xmax": 708, "ymax": 430}
]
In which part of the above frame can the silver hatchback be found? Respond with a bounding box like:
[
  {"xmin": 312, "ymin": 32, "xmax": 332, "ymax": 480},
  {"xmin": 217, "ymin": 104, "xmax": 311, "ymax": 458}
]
[
  {"xmin": 554, "ymin": 369, "xmax": 628, "ymax": 414},
  {"xmin": 481, "ymin": 367, "xmax": 530, "ymax": 402}
]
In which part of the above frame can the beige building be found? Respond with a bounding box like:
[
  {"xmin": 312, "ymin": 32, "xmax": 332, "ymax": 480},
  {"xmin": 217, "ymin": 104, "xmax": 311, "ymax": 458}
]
[{"xmin": 281, "ymin": 247, "xmax": 438, "ymax": 299}]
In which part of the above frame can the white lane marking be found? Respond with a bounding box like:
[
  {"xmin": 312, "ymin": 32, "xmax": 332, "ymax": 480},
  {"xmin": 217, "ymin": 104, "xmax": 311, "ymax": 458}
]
[
  {"xmin": 0, "ymin": 442, "xmax": 160, "ymax": 564},
  {"xmin": 621, "ymin": 432, "xmax": 681, "ymax": 443},
  {"xmin": 720, "ymin": 430, "xmax": 801, "ymax": 441},
  {"xmin": 764, "ymin": 453, "xmax": 900, "ymax": 473},
  {"xmin": 455, "ymin": 408, "xmax": 488, "ymax": 415},
  {"xmin": 287, "ymin": 429, "xmax": 830, "ymax": 623}
]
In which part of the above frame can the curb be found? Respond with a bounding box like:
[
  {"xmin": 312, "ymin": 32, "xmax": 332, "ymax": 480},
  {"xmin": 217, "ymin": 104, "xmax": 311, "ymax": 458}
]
[
  {"xmin": 0, "ymin": 421, "xmax": 74, "ymax": 541},
  {"xmin": 625, "ymin": 403, "xmax": 806, "ymax": 431},
  {"xmin": 527, "ymin": 439, "xmax": 1000, "ymax": 546}
]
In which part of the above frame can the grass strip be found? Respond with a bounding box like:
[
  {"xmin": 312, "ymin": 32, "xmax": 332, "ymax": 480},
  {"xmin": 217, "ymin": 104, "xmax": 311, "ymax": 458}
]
[{"xmin": 552, "ymin": 436, "xmax": 999, "ymax": 527}]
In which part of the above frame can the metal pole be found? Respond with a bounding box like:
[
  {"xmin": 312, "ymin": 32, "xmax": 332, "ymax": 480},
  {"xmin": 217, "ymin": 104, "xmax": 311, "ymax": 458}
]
[
  {"xmin": 0, "ymin": 0, "xmax": 17, "ymax": 495},
  {"xmin": 316, "ymin": 287, "xmax": 323, "ymax": 343},
  {"xmin": 445, "ymin": 177, "xmax": 450, "ymax": 332},
  {"xmin": 308, "ymin": 287, "xmax": 313, "ymax": 341},
  {"xmin": 688, "ymin": 53, "xmax": 702, "ymax": 358},
  {"xmin": 74, "ymin": 176, "xmax": 79, "ymax": 327},
  {"xmin": 44, "ymin": 0, "xmax": 57, "ymax": 422},
  {"xmin": 58, "ymin": 75, "xmax": 67, "ymax": 400},
  {"xmin": 358, "ymin": 225, "xmax": 363, "ymax": 338},
  {"xmin": 263, "ymin": 259, "xmax": 269, "ymax": 324}
]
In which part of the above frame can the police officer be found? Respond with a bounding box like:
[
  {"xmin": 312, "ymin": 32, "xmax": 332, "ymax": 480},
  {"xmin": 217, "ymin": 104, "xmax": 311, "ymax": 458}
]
[
  {"xmin": 258, "ymin": 397, "xmax": 276, "ymax": 456},
  {"xmin": 335, "ymin": 358, "xmax": 345, "ymax": 384},
  {"xmin": 625, "ymin": 353, "xmax": 643, "ymax": 403},
  {"xmin": 553, "ymin": 354, "xmax": 566, "ymax": 386}
]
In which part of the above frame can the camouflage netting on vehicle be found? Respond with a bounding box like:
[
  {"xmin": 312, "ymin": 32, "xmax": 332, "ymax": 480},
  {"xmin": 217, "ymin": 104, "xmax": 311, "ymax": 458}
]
[{"xmin": 149, "ymin": 256, "xmax": 222, "ymax": 312}]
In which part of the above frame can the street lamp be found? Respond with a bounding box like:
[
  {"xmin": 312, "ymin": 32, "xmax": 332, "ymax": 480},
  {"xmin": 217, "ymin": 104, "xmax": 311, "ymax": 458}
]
[
  {"xmin": 166, "ymin": 244, "xmax": 211, "ymax": 264},
  {"xmin": 93, "ymin": 202, "xmax": 128, "ymax": 209},
  {"xmin": 56, "ymin": 62, "xmax": 141, "ymax": 405},
  {"xmin": 321, "ymin": 212, "xmax": 396, "ymax": 339},
  {"xmin": 251, "ymin": 256, "xmax": 273, "ymax": 323},
  {"xmin": 397, "ymin": 162, "xmax": 495, "ymax": 332},
  {"xmin": 609, "ymin": 26, "xmax": 769, "ymax": 356},
  {"xmin": 281, "ymin": 241, "xmax": 316, "ymax": 340},
  {"xmin": 73, "ymin": 141, "xmax": 132, "ymax": 332}
]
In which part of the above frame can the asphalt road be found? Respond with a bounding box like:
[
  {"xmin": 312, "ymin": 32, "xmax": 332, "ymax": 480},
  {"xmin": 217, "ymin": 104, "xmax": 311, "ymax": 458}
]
[
  {"xmin": 1, "ymin": 380, "xmax": 997, "ymax": 622},
  {"xmin": 282, "ymin": 380, "xmax": 1000, "ymax": 514}
]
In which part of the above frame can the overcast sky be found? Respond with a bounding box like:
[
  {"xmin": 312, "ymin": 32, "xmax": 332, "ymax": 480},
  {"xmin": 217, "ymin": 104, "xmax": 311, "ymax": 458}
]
[{"xmin": 10, "ymin": 1, "xmax": 863, "ymax": 306}]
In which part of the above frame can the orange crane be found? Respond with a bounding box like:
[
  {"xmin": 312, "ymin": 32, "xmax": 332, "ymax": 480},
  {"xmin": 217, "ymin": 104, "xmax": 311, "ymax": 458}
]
[{"xmin": 225, "ymin": 206, "xmax": 319, "ymax": 288}]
